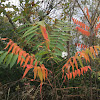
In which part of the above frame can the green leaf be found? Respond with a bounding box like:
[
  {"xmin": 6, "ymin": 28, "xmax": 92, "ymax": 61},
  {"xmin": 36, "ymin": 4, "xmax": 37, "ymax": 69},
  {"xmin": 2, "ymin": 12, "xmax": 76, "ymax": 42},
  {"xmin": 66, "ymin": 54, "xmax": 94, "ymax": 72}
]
[
  {"xmin": 25, "ymin": 33, "xmax": 39, "ymax": 43},
  {"xmin": 0, "ymin": 51, "xmax": 4, "ymax": 55},
  {"xmin": 18, "ymin": 24, "xmax": 32, "ymax": 29},
  {"xmin": 13, "ymin": 16, "xmax": 24, "ymax": 22},
  {"xmin": 32, "ymin": 43, "xmax": 43, "ymax": 51},
  {"xmin": 22, "ymin": 25, "xmax": 39, "ymax": 38},
  {"xmin": 10, "ymin": 54, "xmax": 18, "ymax": 68},
  {"xmin": 61, "ymin": 27, "xmax": 72, "ymax": 31},
  {"xmin": 77, "ymin": 56, "xmax": 83, "ymax": 67},
  {"xmin": 36, "ymin": 51, "xmax": 48, "ymax": 56},
  {"xmin": 18, "ymin": 26, "xmax": 32, "ymax": 33},
  {"xmin": 6, "ymin": 53, "xmax": 13, "ymax": 66},
  {"xmin": 0, "ymin": 52, "xmax": 8, "ymax": 64},
  {"xmin": 53, "ymin": 53, "xmax": 62, "ymax": 56},
  {"xmin": 23, "ymin": 28, "xmax": 39, "ymax": 38},
  {"xmin": 56, "ymin": 43, "xmax": 65, "ymax": 51}
]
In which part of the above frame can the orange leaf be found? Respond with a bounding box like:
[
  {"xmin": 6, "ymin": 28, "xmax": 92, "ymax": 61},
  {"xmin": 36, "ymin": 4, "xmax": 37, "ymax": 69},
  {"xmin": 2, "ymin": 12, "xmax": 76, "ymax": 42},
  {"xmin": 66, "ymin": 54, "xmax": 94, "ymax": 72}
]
[
  {"xmin": 12, "ymin": 45, "xmax": 18, "ymax": 54},
  {"xmin": 77, "ymin": 69, "xmax": 80, "ymax": 77},
  {"xmin": 81, "ymin": 44, "xmax": 83, "ymax": 48},
  {"xmin": 64, "ymin": 76, "xmax": 66, "ymax": 82},
  {"xmin": 75, "ymin": 70, "xmax": 77, "ymax": 76},
  {"xmin": 81, "ymin": 68, "xmax": 83, "ymax": 75},
  {"xmin": 8, "ymin": 43, "xmax": 15, "ymax": 53},
  {"xmin": 15, "ymin": 47, "xmax": 21, "ymax": 54},
  {"xmin": 83, "ymin": 67, "xmax": 86, "ymax": 73},
  {"xmin": 22, "ymin": 65, "xmax": 32, "ymax": 79},
  {"xmin": 40, "ymin": 25, "xmax": 49, "ymax": 41},
  {"xmin": 17, "ymin": 50, "xmax": 24, "ymax": 64},
  {"xmin": 90, "ymin": 47, "xmax": 96, "ymax": 58},
  {"xmin": 46, "ymin": 69, "xmax": 48, "ymax": 78},
  {"xmin": 69, "ymin": 73, "xmax": 72, "ymax": 79},
  {"xmin": 73, "ymin": 57, "xmax": 78, "ymax": 69},
  {"xmin": 23, "ymin": 52, "xmax": 28, "ymax": 58},
  {"xmin": 38, "ymin": 67, "xmax": 43, "ymax": 82},
  {"xmin": 30, "ymin": 58, "xmax": 34, "ymax": 65},
  {"xmin": 69, "ymin": 59, "xmax": 74, "ymax": 72},
  {"xmin": 76, "ymin": 27, "xmax": 90, "ymax": 36},
  {"xmin": 20, "ymin": 58, "xmax": 25, "ymax": 66},
  {"xmin": 73, "ymin": 72, "xmax": 75, "ymax": 78},
  {"xmin": 4, "ymin": 39, "xmax": 13, "ymax": 50},
  {"xmin": 1, "ymin": 38, "xmax": 8, "ymax": 40},
  {"xmin": 85, "ymin": 66, "xmax": 88, "ymax": 72},
  {"xmin": 66, "ymin": 73, "xmax": 69, "ymax": 80},
  {"xmin": 33, "ymin": 66, "xmax": 38, "ymax": 80},
  {"xmin": 88, "ymin": 66, "xmax": 92, "ymax": 71},
  {"xmin": 24, "ymin": 56, "xmax": 30, "ymax": 68},
  {"xmin": 41, "ymin": 64, "xmax": 46, "ymax": 81},
  {"xmin": 95, "ymin": 46, "xmax": 100, "ymax": 51}
]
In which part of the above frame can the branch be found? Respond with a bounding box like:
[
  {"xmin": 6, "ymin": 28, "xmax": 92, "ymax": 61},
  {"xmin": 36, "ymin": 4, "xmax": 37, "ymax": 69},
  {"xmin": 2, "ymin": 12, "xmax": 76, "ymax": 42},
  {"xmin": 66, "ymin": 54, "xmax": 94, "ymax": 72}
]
[
  {"xmin": 75, "ymin": 0, "xmax": 91, "ymax": 26},
  {"xmin": 5, "ymin": 13, "xmax": 16, "ymax": 31},
  {"xmin": 91, "ymin": 11, "xmax": 100, "ymax": 29},
  {"xmin": 92, "ymin": 0, "xmax": 100, "ymax": 23},
  {"xmin": 0, "ymin": 6, "xmax": 16, "ymax": 31}
]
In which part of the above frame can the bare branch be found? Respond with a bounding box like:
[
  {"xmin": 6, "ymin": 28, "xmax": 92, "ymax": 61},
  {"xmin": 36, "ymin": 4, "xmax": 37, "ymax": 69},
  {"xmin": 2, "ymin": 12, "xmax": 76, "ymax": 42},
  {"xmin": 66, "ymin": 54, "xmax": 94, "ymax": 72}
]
[
  {"xmin": 75, "ymin": 0, "xmax": 91, "ymax": 26},
  {"xmin": 92, "ymin": 0, "xmax": 100, "ymax": 22}
]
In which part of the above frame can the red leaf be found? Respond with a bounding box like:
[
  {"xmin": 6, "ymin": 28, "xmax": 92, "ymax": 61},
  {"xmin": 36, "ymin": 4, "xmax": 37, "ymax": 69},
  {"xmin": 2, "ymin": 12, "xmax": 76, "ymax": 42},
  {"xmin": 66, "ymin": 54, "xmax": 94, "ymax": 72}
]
[
  {"xmin": 41, "ymin": 64, "xmax": 46, "ymax": 81},
  {"xmin": 76, "ymin": 27, "xmax": 90, "ymax": 36},
  {"xmin": 81, "ymin": 44, "xmax": 83, "ymax": 48},
  {"xmin": 46, "ymin": 69, "xmax": 48, "ymax": 78},
  {"xmin": 62, "ymin": 70, "xmax": 64, "ymax": 79},
  {"xmin": 64, "ymin": 76, "xmax": 66, "ymax": 82}
]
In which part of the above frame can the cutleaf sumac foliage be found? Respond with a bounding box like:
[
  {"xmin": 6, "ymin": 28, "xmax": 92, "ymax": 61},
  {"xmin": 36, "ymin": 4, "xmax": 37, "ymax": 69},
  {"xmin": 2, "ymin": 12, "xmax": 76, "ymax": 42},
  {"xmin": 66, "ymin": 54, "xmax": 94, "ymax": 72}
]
[
  {"xmin": 0, "ymin": 18, "xmax": 100, "ymax": 93},
  {"xmin": 62, "ymin": 46, "xmax": 100, "ymax": 80}
]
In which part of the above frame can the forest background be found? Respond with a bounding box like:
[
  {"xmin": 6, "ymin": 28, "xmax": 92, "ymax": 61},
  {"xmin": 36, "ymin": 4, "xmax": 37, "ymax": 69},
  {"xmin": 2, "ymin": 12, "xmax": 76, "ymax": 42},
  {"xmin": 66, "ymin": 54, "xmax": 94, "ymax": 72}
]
[{"xmin": 0, "ymin": 0, "xmax": 100, "ymax": 100}]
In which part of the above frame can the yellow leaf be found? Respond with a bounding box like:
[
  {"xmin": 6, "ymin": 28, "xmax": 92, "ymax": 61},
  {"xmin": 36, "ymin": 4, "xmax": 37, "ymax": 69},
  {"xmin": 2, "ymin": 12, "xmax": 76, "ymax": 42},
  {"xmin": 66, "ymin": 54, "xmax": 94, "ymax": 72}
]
[
  {"xmin": 33, "ymin": 66, "xmax": 38, "ymax": 80},
  {"xmin": 41, "ymin": 64, "xmax": 45, "ymax": 81},
  {"xmin": 90, "ymin": 47, "xmax": 96, "ymax": 58},
  {"xmin": 38, "ymin": 67, "xmax": 43, "ymax": 82},
  {"xmin": 73, "ymin": 56, "xmax": 78, "ymax": 69}
]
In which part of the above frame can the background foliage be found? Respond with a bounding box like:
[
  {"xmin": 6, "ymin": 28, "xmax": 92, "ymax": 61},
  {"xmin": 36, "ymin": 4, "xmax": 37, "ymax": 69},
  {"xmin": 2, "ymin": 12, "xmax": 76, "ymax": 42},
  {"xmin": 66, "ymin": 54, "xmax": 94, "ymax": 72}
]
[{"xmin": 0, "ymin": 0, "xmax": 100, "ymax": 100}]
